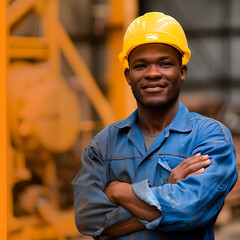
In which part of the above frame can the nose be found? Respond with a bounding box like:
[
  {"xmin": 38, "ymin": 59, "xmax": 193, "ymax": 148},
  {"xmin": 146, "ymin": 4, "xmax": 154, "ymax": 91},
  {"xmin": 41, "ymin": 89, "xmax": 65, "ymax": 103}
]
[{"xmin": 145, "ymin": 64, "xmax": 162, "ymax": 80}]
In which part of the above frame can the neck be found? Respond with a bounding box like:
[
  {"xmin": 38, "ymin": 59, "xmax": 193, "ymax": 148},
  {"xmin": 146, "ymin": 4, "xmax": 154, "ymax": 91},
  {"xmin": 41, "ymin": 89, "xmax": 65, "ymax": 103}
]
[{"xmin": 137, "ymin": 100, "xmax": 179, "ymax": 134}]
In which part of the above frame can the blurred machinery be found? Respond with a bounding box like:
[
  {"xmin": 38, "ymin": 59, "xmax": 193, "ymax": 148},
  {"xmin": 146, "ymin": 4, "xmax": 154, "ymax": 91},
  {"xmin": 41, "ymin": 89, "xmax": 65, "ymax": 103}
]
[
  {"xmin": 6, "ymin": 0, "xmax": 138, "ymax": 239},
  {"xmin": 6, "ymin": 0, "xmax": 240, "ymax": 239}
]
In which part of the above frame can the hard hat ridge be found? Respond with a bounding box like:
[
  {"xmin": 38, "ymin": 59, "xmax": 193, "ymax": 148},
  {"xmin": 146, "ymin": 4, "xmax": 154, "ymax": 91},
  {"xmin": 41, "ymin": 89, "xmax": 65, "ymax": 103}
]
[{"xmin": 119, "ymin": 12, "xmax": 191, "ymax": 68}]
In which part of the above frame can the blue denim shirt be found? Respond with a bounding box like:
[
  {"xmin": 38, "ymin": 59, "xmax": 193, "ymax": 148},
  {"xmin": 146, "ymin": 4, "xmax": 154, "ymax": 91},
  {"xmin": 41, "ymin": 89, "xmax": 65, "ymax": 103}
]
[{"xmin": 72, "ymin": 102, "xmax": 238, "ymax": 240}]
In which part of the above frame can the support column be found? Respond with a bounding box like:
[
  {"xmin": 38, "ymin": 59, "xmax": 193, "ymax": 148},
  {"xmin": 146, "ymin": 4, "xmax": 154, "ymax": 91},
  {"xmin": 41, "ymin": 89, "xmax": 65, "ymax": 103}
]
[{"xmin": 106, "ymin": 0, "xmax": 138, "ymax": 121}]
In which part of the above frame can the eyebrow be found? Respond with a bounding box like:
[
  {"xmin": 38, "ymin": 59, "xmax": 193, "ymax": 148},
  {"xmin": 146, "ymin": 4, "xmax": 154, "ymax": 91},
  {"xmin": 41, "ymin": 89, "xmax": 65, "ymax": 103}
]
[{"xmin": 131, "ymin": 56, "xmax": 171, "ymax": 65}]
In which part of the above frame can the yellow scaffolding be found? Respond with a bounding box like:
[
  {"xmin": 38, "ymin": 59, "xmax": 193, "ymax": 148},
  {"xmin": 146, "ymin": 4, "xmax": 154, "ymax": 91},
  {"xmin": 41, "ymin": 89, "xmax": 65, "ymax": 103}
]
[{"xmin": 5, "ymin": 0, "xmax": 138, "ymax": 239}]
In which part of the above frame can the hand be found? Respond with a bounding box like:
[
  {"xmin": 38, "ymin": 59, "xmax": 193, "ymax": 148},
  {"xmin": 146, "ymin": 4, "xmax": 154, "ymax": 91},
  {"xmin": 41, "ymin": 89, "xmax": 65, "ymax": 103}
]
[{"xmin": 167, "ymin": 153, "xmax": 211, "ymax": 184}]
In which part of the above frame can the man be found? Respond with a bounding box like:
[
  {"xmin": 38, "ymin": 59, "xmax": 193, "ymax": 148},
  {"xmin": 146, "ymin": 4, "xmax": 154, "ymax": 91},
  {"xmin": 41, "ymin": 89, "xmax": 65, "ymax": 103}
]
[{"xmin": 72, "ymin": 12, "xmax": 238, "ymax": 240}]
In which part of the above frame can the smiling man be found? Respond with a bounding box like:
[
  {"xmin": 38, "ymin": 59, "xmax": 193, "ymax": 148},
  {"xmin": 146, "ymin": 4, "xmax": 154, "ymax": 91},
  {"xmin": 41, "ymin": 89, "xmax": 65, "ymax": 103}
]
[{"xmin": 72, "ymin": 12, "xmax": 238, "ymax": 240}]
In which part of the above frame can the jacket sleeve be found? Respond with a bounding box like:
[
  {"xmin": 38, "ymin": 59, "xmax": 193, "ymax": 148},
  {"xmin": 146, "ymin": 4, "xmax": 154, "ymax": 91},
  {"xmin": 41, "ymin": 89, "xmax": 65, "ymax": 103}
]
[
  {"xmin": 132, "ymin": 120, "xmax": 238, "ymax": 231},
  {"xmin": 72, "ymin": 144, "xmax": 133, "ymax": 238}
]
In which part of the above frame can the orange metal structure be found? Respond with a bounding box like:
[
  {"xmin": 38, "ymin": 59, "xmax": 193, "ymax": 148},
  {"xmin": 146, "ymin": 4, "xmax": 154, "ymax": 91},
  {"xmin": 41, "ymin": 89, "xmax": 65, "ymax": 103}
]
[
  {"xmin": 6, "ymin": 0, "xmax": 137, "ymax": 239},
  {"xmin": 5, "ymin": 1, "xmax": 240, "ymax": 239},
  {"xmin": 1, "ymin": 0, "xmax": 7, "ymax": 240},
  {"xmin": 106, "ymin": 0, "xmax": 137, "ymax": 120}
]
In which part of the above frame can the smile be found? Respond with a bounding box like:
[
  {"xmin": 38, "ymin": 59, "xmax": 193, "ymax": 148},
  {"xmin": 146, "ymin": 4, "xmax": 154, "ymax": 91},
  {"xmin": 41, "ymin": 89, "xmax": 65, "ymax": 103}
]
[{"xmin": 142, "ymin": 82, "xmax": 167, "ymax": 93}]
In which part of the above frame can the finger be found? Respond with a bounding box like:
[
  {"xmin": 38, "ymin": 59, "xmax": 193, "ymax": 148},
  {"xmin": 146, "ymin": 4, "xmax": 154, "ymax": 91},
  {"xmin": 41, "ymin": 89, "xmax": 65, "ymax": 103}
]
[
  {"xmin": 168, "ymin": 154, "xmax": 211, "ymax": 183},
  {"xmin": 181, "ymin": 154, "xmax": 207, "ymax": 166},
  {"xmin": 192, "ymin": 152, "xmax": 202, "ymax": 157},
  {"xmin": 186, "ymin": 168, "xmax": 205, "ymax": 178},
  {"xmin": 182, "ymin": 159, "xmax": 211, "ymax": 177},
  {"xmin": 176, "ymin": 154, "xmax": 209, "ymax": 173}
]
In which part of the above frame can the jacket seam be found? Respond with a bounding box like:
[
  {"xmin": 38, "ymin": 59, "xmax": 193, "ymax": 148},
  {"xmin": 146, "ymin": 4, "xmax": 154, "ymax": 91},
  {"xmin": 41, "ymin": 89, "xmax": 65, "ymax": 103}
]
[
  {"xmin": 193, "ymin": 141, "xmax": 226, "ymax": 152},
  {"xmin": 191, "ymin": 117, "xmax": 229, "ymax": 142},
  {"xmin": 103, "ymin": 152, "xmax": 188, "ymax": 161},
  {"xmin": 213, "ymin": 119, "xmax": 229, "ymax": 142},
  {"xmin": 129, "ymin": 135, "xmax": 145, "ymax": 153},
  {"xmin": 104, "ymin": 155, "xmax": 142, "ymax": 161},
  {"xmin": 87, "ymin": 145, "xmax": 103, "ymax": 159}
]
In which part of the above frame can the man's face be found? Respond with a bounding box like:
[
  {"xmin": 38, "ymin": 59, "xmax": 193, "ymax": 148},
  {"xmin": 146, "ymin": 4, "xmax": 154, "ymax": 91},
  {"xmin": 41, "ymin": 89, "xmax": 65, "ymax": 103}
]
[{"xmin": 125, "ymin": 43, "xmax": 187, "ymax": 109}]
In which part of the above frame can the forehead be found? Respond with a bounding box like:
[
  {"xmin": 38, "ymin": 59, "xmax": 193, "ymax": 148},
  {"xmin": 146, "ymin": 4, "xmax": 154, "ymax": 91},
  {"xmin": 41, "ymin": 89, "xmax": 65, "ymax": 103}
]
[{"xmin": 128, "ymin": 43, "xmax": 182, "ymax": 63}]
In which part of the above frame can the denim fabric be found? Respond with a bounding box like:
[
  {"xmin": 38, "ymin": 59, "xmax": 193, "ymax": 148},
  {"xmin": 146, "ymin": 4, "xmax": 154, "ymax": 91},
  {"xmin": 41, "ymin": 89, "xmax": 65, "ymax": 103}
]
[{"xmin": 72, "ymin": 102, "xmax": 238, "ymax": 240}]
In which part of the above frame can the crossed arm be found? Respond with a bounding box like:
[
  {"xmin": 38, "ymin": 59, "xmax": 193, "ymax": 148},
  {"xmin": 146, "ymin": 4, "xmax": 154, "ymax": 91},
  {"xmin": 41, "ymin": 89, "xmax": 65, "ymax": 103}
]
[{"xmin": 103, "ymin": 153, "xmax": 211, "ymax": 236}]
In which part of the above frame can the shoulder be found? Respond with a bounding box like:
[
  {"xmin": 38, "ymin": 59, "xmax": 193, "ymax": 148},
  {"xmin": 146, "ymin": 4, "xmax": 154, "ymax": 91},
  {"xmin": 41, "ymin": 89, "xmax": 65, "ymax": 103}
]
[
  {"xmin": 189, "ymin": 112, "xmax": 233, "ymax": 143},
  {"xmin": 88, "ymin": 118, "xmax": 130, "ymax": 151},
  {"xmin": 89, "ymin": 110, "xmax": 138, "ymax": 149}
]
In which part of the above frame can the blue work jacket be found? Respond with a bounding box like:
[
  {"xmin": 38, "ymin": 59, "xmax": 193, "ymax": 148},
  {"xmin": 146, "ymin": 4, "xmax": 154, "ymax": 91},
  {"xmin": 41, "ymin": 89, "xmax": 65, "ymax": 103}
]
[{"xmin": 72, "ymin": 102, "xmax": 238, "ymax": 240}]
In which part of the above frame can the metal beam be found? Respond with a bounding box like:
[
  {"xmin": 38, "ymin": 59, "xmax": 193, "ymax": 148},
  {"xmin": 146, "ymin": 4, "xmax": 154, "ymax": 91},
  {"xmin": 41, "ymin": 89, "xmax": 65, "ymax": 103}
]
[
  {"xmin": 106, "ymin": 0, "xmax": 137, "ymax": 121},
  {"xmin": 6, "ymin": 0, "xmax": 38, "ymax": 27},
  {"xmin": 9, "ymin": 36, "xmax": 48, "ymax": 48},
  {"xmin": 9, "ymin": 48, "xmax": 48, "ymax": 59},
  {"xmin": 57, "ymin": 21, "xmax": 115, "ymax": 126}
]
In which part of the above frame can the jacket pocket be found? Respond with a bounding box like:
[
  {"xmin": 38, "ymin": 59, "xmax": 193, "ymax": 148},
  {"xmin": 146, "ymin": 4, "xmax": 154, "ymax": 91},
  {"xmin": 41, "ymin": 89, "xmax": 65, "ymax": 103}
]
[
  {"xmin": 158, "ymin": 157, "xmax": 172, "ymax": 172},
  {"xmin": 152, "ymin": 155, "xmax": 186, "ymax": 186},
  {"xmin": 147, "ymin": 157, "xmax": 172, "ymax": 187},
  {"xmin": 161, "ymin": 154, "xmax": 186, "ymax": 169}
]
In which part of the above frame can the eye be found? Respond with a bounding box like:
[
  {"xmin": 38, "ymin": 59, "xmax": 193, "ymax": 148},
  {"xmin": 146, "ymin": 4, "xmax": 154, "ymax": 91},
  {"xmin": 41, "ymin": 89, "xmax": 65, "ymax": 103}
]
[
  {"xmin": 160, "ymin": 61, "xmax": 173, "ymax": 68},
  {"xmin": 133, "ymin": 63, "xmax": 146, "ymax": 70}
]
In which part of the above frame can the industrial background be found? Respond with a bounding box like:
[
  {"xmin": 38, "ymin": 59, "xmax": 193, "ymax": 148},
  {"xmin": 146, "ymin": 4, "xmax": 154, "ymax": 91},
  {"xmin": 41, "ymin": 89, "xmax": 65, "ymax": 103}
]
[{"xmin": 6, "ymin": 0, "xmax": 240, "ymax": 239}]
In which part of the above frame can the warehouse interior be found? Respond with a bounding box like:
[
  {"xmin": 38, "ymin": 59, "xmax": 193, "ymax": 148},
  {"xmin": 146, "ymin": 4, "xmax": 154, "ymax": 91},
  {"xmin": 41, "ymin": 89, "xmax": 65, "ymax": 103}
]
[{"xmin": 6, "ymin": 0, "xmax": 240, "ymax": 239}]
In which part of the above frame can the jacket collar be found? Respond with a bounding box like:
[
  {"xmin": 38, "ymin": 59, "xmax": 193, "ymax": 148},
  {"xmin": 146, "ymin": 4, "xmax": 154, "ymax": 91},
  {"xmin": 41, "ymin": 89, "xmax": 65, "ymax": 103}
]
[
  {"xmin": 115, "ymin": 109, "xmax": 138, "ymax": 129},
  {"xmin": 168, "ymin": 102, "xmax": 192, "ymax": 133},
  {"xmin": 114, "ymin": 102, "xmax": 192, "ymax": 133}
]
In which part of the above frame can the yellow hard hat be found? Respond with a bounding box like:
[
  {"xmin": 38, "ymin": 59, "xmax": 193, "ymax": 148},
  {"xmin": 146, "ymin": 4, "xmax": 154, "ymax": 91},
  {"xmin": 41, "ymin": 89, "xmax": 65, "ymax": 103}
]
[{"xmin": 119, "ymin": 12, "xmax": 191, "ymax": 68}]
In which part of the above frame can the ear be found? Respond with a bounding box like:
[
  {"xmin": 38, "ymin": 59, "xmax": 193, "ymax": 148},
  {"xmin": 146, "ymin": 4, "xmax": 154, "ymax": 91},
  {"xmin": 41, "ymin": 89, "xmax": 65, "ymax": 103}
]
[
  {"xmin": 180, "ymin": 65, "xmax": 187, "ymax": 83},
  {"xmin": 124, "ymin": 68, "xmax": 131, "ymax": 85}
]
